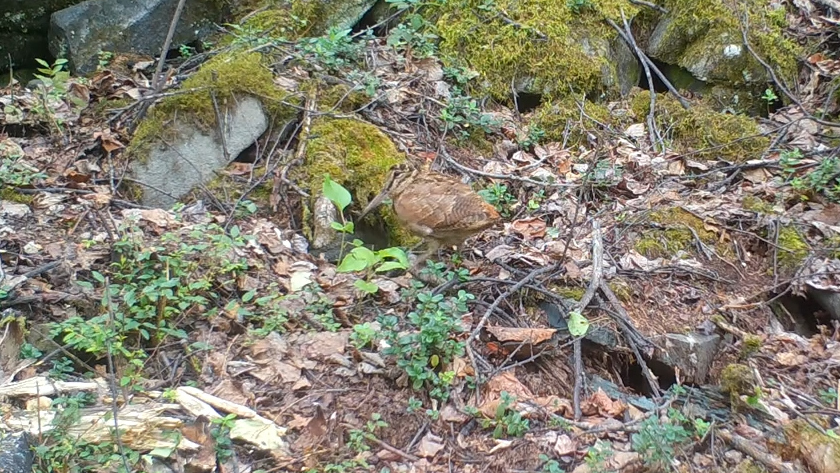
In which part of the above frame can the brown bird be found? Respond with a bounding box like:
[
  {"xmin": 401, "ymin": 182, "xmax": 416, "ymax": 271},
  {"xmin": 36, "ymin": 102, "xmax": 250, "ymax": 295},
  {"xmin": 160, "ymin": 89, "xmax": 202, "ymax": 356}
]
[{"xmin": 358, "ymin": 162, "xmax": 502, "ymax": 273}]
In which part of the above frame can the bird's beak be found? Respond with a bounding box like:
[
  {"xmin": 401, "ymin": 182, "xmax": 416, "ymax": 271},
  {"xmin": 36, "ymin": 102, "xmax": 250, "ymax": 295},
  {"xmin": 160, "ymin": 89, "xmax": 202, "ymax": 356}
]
[{"xmin": 358, "ymin": 190, "xmax": 389, "ymax": 220}]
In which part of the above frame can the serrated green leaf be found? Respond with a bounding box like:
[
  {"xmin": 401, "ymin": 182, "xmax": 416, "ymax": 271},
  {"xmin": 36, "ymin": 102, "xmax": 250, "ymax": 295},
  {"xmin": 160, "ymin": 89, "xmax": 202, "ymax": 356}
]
[
  {"xmin": 354, "ymin": 279, "xmax": 379, "ymax": 294},
  {"xmin": 567, "ymin": 310, "xmax": 590, "ymax": 337},
  {"xmin": 322, "ymin": 174, "xmax": 352, "ymax": 211}
]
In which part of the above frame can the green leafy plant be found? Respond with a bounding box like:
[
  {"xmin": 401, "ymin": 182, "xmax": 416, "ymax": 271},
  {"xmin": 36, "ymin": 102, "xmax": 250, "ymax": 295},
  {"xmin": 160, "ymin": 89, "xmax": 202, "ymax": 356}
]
[
  {"xmin": 350, "ymin": 322, "xmax": 378, "ymax": 349},
  {"xmin": 210, "ymin": 414, "xmax": 237, "ymax": 462},
  {"xmin": 0, "ymin": 153, "xmax": 47, "ymax": 187},
  {"xmin": 480, "ymin": 391, "xmax": 530, "ymax": 438},
  {"xmin": 478, "ymin": 182, "xmax": 516, "ymax": 217},
  {"xmin": 347, "ymin": 413, "xmax": 388, "ymax": 452},
  {"xmin": 567, "ymin": 0, "xmax": 593, "ymax": 13},
  {"xmin": 539, "ymin": 454, "xmax": 564, "ymax": 473},
  {"xmin": 519, "ymin": 125, "xmax": 546, "ymax": 149},
  {"xmin": 440, "ymin": 88, "xmax": 501, "ymax": 139},
  {"xmin": 631, "ymin": 410, "xmax": 692, "ymax": 471},
  {"xmin": 387, "ymin": 14, "xmax": 439, "ymax": 59},
  {"xmin": 322, "ymin": 175, "xmax": 410, "ymax": 293},
  {"xmin": 299, "ymin": 27, "xmax": 365, "ymax": 72},
  {"xmin": 50, "ymin": 219, "xmax": 254, "ymax": 387},
  {"xmin": 819, "ymin": 387, "xmax": 838, "ymax": 406},
  {"xmin": 584, "ymin": 440, "xmax": 614, "ymax": 473},
  {"xmin": 381, "ymin": 289, "xmax": 473, "ymax": 401}
]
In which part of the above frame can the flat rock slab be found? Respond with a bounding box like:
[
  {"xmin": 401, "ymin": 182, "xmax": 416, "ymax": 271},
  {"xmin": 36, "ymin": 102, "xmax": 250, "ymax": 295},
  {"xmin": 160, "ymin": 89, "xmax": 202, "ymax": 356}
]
[
  {"xmin": 131, "ymin": 95, "xmax": 268, "ymax": 209},
  {"xmin": 49, "ymin": 0, "xmax": 220, "ymax": 75}
]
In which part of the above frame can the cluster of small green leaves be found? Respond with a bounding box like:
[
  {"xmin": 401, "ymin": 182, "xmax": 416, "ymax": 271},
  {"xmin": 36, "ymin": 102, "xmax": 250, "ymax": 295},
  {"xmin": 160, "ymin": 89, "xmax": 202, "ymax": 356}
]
[
  {"xmin": 347, "ymin": 413, "xmax": 388, "ymax": 452},
  {"xmin": 0, "ymin": 148, "xmax": 46, "ymax": 187},
  {"xmin": 380, "ymin": 289, "xmax": 473, "ymax": 401},
  {"xmin": 479, "ymin": 391, "xmax": 530, "ymax": 438},
  {"xmin": 630, "ymin": 409, "xmax": 693, "ymax": 471},
  {"xmin": 567, "ymin": 0, "xmax": 593, "ymax": 14},
  {"xmin": 298, "ymin": 27, "xmax": 369, "ymax": 73},
  {"xmin": 780, "ymin": 149, "xmax": 840, "ymax": 202},
  {"xmin": 440, "ymin": 88, "xmax": 501, "ymax": 139},
  {"xmin": 49, "ymin": 219, "xmax": 253, "ymax": 386},
  {"xmin": 478, "ymin": 182, "xmax": 517, "ymax": 218}
]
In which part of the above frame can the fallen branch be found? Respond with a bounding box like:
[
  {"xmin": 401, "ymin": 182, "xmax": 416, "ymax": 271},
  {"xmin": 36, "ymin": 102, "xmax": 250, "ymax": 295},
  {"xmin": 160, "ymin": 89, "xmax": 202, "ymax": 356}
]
[{"xmin": 573, "ymin": 220, "xmax": 604, "ymax": 420}]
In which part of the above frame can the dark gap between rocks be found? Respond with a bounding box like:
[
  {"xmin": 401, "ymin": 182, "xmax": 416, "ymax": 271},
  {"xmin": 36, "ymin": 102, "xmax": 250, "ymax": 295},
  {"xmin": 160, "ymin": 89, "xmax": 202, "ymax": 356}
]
[
  {"xmin": 617, "ymin": 353, "xmax": 678, "ymax": 395},
  {"xmin": 514, "ymin": 92, "xmax": 542, "ymax": 114},
  {"xmin": 771, "ymin": 292, "xmax": 827, "ymax": 337}
]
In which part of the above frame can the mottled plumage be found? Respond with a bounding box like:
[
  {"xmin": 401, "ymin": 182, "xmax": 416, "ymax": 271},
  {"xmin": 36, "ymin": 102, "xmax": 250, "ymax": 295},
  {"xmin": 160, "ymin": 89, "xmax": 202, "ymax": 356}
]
[{"xmin": 359, "ymin": 162, "xmax": 501, "ymax": 271}]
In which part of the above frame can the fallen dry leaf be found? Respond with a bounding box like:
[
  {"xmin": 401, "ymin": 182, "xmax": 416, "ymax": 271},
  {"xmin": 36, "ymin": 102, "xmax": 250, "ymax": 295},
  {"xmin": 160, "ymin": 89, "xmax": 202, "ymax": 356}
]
[{"xmin": 511, "ymin": 217, "xmax": 547, "ymax": 240}]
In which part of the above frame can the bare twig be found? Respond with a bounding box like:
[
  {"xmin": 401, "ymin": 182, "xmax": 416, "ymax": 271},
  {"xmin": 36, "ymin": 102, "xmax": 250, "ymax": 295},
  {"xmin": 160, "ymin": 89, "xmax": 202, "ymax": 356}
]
[
  {"xmin": 573, "ymin": 221, "xmax": 604, "ymax": 420},
  {"xmin": 606, "ymin": 17, "xmax": 691, "ymax": 110}
]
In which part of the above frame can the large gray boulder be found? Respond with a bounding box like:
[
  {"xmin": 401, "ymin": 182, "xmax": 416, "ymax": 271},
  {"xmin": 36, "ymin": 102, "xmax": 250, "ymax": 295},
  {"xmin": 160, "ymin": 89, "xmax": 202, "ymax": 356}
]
[
  {"xmin": 130, "ymin": 95, "xmax": 268, "ymax": 209},
  {"xmin": 48, "ymin": 0, "xmax": 221, "ymax": 75}
]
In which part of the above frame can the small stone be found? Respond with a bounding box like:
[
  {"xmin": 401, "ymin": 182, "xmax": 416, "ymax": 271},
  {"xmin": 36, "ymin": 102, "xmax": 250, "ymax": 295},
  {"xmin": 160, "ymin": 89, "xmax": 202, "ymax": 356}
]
[{"xmin": 23, "ymin": 242, "xmax": 42, "ymax": 254}]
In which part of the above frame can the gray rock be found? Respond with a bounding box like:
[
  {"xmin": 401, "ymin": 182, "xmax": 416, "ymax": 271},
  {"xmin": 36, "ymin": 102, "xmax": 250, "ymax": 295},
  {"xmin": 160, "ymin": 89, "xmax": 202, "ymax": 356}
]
[
  {"xmin": 130, "ymin": 95, "xmax": 268, "ymax": 209},
  {"xmin": 0, "ymin": 431, "xmax": 33, "ymax": 473},
  {"xmin": 48, "ymin": 0, "xmax": 220, "ymax": 75},
  {"xmin": 653, "ymin": 333, "xmax": 721, "ymax": 384}
]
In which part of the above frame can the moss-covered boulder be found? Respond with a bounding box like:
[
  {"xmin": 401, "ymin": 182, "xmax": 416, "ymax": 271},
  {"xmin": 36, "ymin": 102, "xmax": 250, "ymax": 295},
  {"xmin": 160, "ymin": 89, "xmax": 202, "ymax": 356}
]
[
  {"xmin": 233, "ymin": 0, "xmax": 378, "ymax": 39},
  {"xmin": 299, "ymin": 117, "xmax": 410, "ymax": 260},
  {"xmin": 630, "ymin": 91, "xmax": 769, "ymax": 161},
  {"xmin": 432, "ymin": 0, "xmax": 641, "ymax": 101},
  {"xmin": 127, "ymin": 51, "xmax": 297, "ymax": 207},
  {"xmin": 646, "ymin": 0, "xmax": 799, "ymax": 87}
]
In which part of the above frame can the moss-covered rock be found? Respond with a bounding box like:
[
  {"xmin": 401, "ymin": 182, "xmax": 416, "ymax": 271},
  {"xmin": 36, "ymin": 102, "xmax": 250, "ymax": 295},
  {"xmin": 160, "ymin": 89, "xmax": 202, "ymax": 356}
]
[
  {"xmin": 647, "ymin": 0, "xmax": 799, "ymax": 87},
  {"xmin": 128, "ymin": 51, "xmax": 295, "ymax": 160},
  {"xmin": 432, "ymin": 0, "xmax": 640, "ymax": 102},
  {"xmin": 630, "ymin": 91, "xmax": 769, "ymax": 161},
  {"xmin": 633, "ymin": 207, "xmax": 721, "ymax": 258},
  {"xmin": 299, "ymin": 117, "xmax": 416, "ymax": 253},
  {"xmin": 777, "ymin": 225, "xmax": 809, "ymax": 269},
  {"xmin": 232, "ymin": 0, "xmax": 377, "ymax": 39}
]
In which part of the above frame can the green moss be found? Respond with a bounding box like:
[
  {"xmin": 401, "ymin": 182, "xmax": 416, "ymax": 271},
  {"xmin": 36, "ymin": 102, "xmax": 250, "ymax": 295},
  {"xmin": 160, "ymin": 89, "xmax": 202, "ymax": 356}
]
[
  {"xmin": 532, "ymin": 96, "xmax": 615, "ymax": 145},
  {"xmin": 432, "ymin": 0, "xmax": 639, "ymax": 101},
  {"xmin": 740, "ymin": 334, "xmax": 762, "ymax": 358},
  {"xmin": 656, "ymin": 0, "xmax": 800, "ymax": 86},
  {"xmin": 720, "ymin": 363, "xmax": 758, "ymax": 407},
  {"xmin": 552, "ymin": 286, "xmax": 586, "ymax": 300},
  {"xmin": 630, "ymin": 91, "xmax": 769, "ymax": 162},
  {"xmin": 301, "ymin": 118, "xmax": 415, "ymax": 246},
  {"xmin": 0, "ymin": 188, "xmax": 34, "ymax": 204},
  {"xmin": 128, "ymin": 51, "xmax": 296, "ymax": 160},
  {"xmin": 741, "ymin": 195, "xmax": 775, "ymax": 214},
  {"xmin": 302, "ymin": 79, "xmax": 371, "ymax": 113},
  {"xmin": 777, "ymin": 225, "xmax": 809, "ymax": 269},
  {"xmin": 633, "ymin": 207, "xmax": 718, "ymax": 258}
]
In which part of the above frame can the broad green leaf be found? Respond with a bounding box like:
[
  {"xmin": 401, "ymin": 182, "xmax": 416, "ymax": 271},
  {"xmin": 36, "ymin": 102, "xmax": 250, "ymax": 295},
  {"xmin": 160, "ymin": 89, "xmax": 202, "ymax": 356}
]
[
  {"xmin": 567, "ymin": 310, "xmax": 590, "ymax": 337},
  {"xmin": 337, "ymin": 254, "xmax": 368, "ymax": 272},
  {"xmin": 376, "ymin": 261, "xmax": 408, "ymax": 272},
  {"xmin": 322, "ymin": 174, "xmax": 352, "ymax": 211},
  {"xmin": 376, "ymin": 247, "xmax": 409, "ymax": 267},
  {"xmin": 337, "ymin": 247, "xmax": 378, "ymax": 272},
  {"xmin": 353, "ymin": 279, "xmax": 379, "ymax": 294}
]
